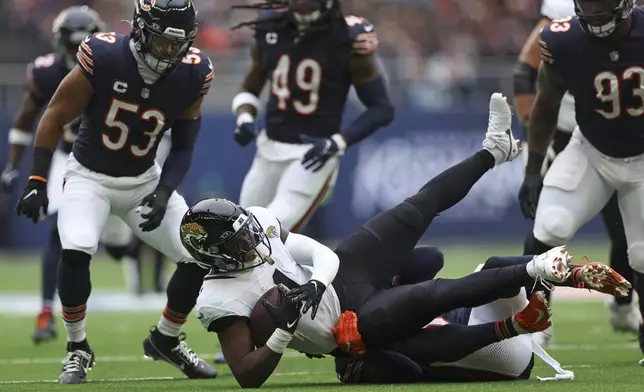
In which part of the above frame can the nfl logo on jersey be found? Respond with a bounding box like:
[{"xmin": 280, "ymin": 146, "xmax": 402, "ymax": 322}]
[
  {"xmin": 610, "ymin": 51, "xmax": 619, "ymax": 62},
  {"xmin": 141, "ymin": 88, "xmax": 150, "ymax": 98}
]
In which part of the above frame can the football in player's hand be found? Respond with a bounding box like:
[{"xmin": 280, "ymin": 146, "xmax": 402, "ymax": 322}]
[{"xmin": 250, "ymin": 286, "xmax": 282, "ymax": 348}]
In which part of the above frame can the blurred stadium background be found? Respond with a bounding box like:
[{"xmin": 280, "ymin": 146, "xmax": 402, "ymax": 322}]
[{"xmin": 1, "ymin": 1, "xmax": 637, "ymax": 390}]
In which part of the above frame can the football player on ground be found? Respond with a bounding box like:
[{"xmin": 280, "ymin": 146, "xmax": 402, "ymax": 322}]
[
  {"xmin": 0, "ymin": 6, "xmax": 151, "ymax": 344},
  {"xmin": 334, "ymin": 252, "xmax": 580, "ymax": 383},
  {"xmin": 517, "ymin": 0, "xmax": 644, "ymax": 362},
  {"xmin": 231, "ymin": 0, "xmax": 394, "ymax": 232},
  {"xmin": 514, "ymin": 0, "xmax": 639, "ymax": 346},
  {"xmin": 183, "ymin": 93, "xmax": 629, "ymax": 388},
  {"xmin": 15, "ymin": 0, "xmax": 217, "ymax": 384}
]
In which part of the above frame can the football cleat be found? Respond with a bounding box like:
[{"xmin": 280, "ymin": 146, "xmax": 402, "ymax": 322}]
[
  {"xmin": 514, "ymin": 292, "xmax": 552, "ymax": 334},
  {"xmin": 526, "ymin": 245, "xmax": 571, "ymax": 286},
  {"xmin": 604, "ymin": 296, "xmax": 640, "ymax": 333},
  {"xmin": 568, "ymin": 258, "xmax": 632, "ymax": 297},
  {"xmin": 143, "ymin": 327, "xmax": 217, "ymax": 379},
  {"xmin": 482, "ymin": 92, "xmax": 520, "ymax": 165},
  {"xmin": 59, "ymin": 343, "xmax": 94, "ymax": 384},
  {"xmin": 32, "ymin": 310, "xmax": 57, "ymax": 344}
]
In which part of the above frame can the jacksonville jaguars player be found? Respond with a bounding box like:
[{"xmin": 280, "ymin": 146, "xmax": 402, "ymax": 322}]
[
  {"xmin": 182, "ymin": 93, "xmax": 628, "ymax": 388},
  {"xmin": 0, "ymin": 6, "xmax": 149, "ymax": 344},
  {"xmin": 15, "ymin": 0, "xmax": 216, "ymax": 384},
  {"xmin": 518, "ymin": 0, "xmax": 644, "ymax": 362},
  {"xmin": 230, "ymin": 0, "xmax": 394, "ymax": 232},
  {"xmin": 514, "ymin": 0, "xmax": 639, "ymax": 345}
]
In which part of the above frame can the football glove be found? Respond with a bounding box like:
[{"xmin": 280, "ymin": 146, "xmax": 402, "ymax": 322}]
[
  {"xmin": 518, "ymin": 172, "xmax": 543, "ymax": 220},
  {"xmin": 262, "ymin": 284, "xmax": 302, "ymax": 334},
  {"xmin": 0, "ymin": 164, "xmax": 19, "ymax": 213},
  {"xmin": 16, "ymin": 177, "xmax": 48, "ymax": 223},
  {"xmin": 234, "ymin": 122, "xmax": 256, "ymax": 147},
  {"xmin": 285, "ymin": 279, "xmax": 326, "ymax": 320},
  {"xmin": 300, "ymin": 134, "xmax": 345, "ymax": 172},
  {"xmin": 332, "ymin": 311, "xmax": 366, "ymax": 356},
  {"xmin": 137, "ymin": 186, "xmax": 171, "ymax": 232}
]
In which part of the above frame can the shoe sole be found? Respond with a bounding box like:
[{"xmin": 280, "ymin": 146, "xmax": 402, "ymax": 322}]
[{"xmin": 580, "ymin": 263, "xmax": 631, "ymax": 297}]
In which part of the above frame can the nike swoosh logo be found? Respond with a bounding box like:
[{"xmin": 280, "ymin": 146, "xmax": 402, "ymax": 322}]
[
  {"xmin": 24, "ymin": 189, "xmax": 38, "ymax": 199},
  {"xmin": 287, "ymin": 319, "xmax": 298, "ymax": 329}
]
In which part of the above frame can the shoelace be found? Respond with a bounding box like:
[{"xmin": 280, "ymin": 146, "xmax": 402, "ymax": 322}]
[
  {"xmin": 173, "ymin": 336, "xmax": 201, "ymax": 367},
  {"xmin": 61, "ymin": 351, "xmax": 87, "ymax": 373}
]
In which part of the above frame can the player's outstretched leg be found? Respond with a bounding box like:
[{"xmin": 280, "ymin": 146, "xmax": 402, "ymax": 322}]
[
  {"xmin": 355, "ymin": 246, "xmax": 570, "ymax": 347},
  {"xmin": 33, "ymin": 223, "xmax": 62, "ymax": 344},
  {"xmin": 57, "ymin": 250, "xmax": 95, "ymax": 384},
  {"xmin": 142, "ymin": 263, "xmax": 216, "ymax": 378},
  {"xmin": 335, "ymin": 93, "xmax": 520, "ymax": 292}
]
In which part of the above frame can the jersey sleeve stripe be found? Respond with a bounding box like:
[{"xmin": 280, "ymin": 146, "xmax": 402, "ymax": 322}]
[
  {"xmin": 204, "ymin": 70, "xmax": 214, "ymax": 82},
  {"xmin": 76, "ymin": 52, "xmax": 94, "ymax": 75},
  {"xmin": 77, "ymin": 41, "xmax": 94, "ymax": 75}
]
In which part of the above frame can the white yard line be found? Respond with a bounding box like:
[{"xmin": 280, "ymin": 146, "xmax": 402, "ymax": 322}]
[{"xmin": 0, "ymin": 372, "xmax": 327, "ymax": 384}]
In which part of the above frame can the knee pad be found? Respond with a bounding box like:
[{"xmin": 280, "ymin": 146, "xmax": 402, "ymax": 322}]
[
  {"xmin": 628, "ymin": 243, "xmax": 644, "ymax": 273},
  {"xmin": 533, "ymin": 206, "xmax": 575, "ymax": 245},
  {"xmin": 104, "ymin": 244, "xmax": 128, "ymax": 261},
  {"xmin": 61, "ymin": 249, "xmax": 91, "ymax": 268}
]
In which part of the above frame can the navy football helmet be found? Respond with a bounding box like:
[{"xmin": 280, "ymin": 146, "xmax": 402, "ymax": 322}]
[
  {"xmin": 288, "ymin": 0, "xmax": 337, "ymax": 27},
  {"xmin": 132, "ymin": 0, "xmax": 198, "ymax": 75},
  {"xmin": 52, "ymin": 6, "xmax": 104, "ymax": 70},
  {"xmin": 180, "ymin": 198, "xmax": 272, "ymax": 273},
  {"xmin": 574, "ymin": 0, "xmax": 635, "ymax": 38}
]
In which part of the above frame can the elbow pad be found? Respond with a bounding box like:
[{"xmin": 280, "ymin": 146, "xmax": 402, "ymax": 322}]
[{"xmin": 513, "ymin": 62, "xmax": 538, "ymax": 95}]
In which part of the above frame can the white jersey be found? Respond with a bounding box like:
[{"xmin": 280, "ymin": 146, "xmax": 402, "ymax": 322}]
[
  {"xmin": 195, "ymin": 206, "xmax": 341, "ymax": 355},
  {"xmin": 540, "ymin": 0, "xmax": 577, "ymax": 133}
]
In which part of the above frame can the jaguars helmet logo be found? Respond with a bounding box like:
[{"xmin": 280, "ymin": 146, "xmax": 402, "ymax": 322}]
[
  {"xmin": 266, "ymin": 225, "xmax": 279, "ymax": 239},
  {"xmin": 181, "ymin": 221, "xmax": 205, "ymax": 237}
]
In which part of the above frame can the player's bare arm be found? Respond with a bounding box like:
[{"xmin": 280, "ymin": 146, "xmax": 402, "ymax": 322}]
[
  {"xmin": 514, "ymin": 18, "xmax": 551, "ymax": 124},
  {"xmin": 217, "ymin": 319, "xmax": 282, "ymax": 388},
  {"xmin": 528, "ymin": 62, "xmax": 567, "ymax": 159},
  {"xmin": 34, "ymin": 66, "xmax": 92, "ymax": 177},
  {"xmin": 232, "ymin": 41, "xmax": 267, "ymax": 147}
]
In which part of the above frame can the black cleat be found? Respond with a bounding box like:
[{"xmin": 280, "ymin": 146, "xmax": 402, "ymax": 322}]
[
  {"xmin": 143, "ymin": 327, "xmax": 217, "ymax": 379},
  {"xmin": 59, "ymin": 341, "xmax": 95, "ymax": 384},
  {"xmin": 32, "ymin": 311, "xmax": 57, "ymax": 344}
]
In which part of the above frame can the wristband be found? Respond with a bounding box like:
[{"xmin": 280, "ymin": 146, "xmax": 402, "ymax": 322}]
[{"xmin": 266, "ymin": 328, "xmax": 293, "ymax": 354}]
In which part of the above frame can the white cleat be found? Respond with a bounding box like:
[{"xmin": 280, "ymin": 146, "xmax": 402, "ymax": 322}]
[
  {"xmin": 526, "ymin": 245, "xmax": 571, "ymax": 285},
  {"xmin": 605, "ymin": 296, "xmax": 640, "ymax": 333},
  {"xmin": 533, "ymin": 325, "xmax": 554, "ymax": 347},
  {"xmin": 482, "ymin": 93, "xmax": 521, "ymax": 165}
]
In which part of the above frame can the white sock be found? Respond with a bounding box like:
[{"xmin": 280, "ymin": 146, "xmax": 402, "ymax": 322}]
[
  {"xmin": 65, "ymin": 318, "xmax": 87, "ymax": 343},
  {"xmin": 157, "ymin": 307, "xmax": 186, "ymax": 337}
]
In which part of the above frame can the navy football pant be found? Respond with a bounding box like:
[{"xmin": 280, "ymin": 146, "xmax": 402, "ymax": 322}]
[{"xmin": 331, "ymin": 151, "xmax": 537, "ymax": 347}]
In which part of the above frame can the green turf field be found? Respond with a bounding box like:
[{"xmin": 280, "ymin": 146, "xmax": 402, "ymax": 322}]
[{"xmin": 1, "ymin": 241, "xmax": 643, "ymax": 391}]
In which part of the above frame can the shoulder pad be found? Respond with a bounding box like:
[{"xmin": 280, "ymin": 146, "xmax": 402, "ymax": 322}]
[
  {"xmin": 247, "ymin": 206, "xmax": 280, "ymax": 232},
  {"xmin": 345, "ymin": 16, "xmax": 378, "ymax": 56},
  {"xmin": 26, "ymin": 53, "xmax": 60, "ymax": 100},
  {"xmin": 181, "ymin": 47, "xmax": 214, "ymax": 97},
  {"xmin": 76, "ymin": 32, "xmax": 120, "ymax": 79},
  {"xmin": 541, "ymin": 0, "xmax": 576, "ymax": 20},
  {"xmin": 539, "ymin": 16, "xmax": 577, "ymax": 65}
]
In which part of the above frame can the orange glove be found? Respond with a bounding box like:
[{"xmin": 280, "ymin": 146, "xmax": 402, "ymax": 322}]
[{"xmin": 332, "ymin": 311, "xmax": 366, "ymax": 356}]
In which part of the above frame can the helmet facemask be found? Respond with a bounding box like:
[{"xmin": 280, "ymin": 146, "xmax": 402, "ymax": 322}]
[
  {"xmin": 181, "ymin": 212, "xmax": 273, "ymax": 274},
  {"xmin": 289, "ymin": 0, "xmax": 335, "ymax": 29},
  {"xmin": 134, "ymin": 18, "xmax": 194, "ymax": 74},
  {"xmin": 574, "ymin": 0, "xmax": 634, "ymax": 38}
]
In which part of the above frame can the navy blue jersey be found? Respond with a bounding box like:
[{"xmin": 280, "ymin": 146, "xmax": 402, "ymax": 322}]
[
  {"xmin": 26, "ymin": 53, "xmax": 78, "ymax": 153},
  {"xmin": 539, "ymin": 8, "xmax": 644, "ymax": 157},
  {"xmin": 255, "ymin": 14, "xmax": 379, "ymax": 143},
  {"xmin": 74, "ymin": 32, "xmax": 213, "ymax": 177}
]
